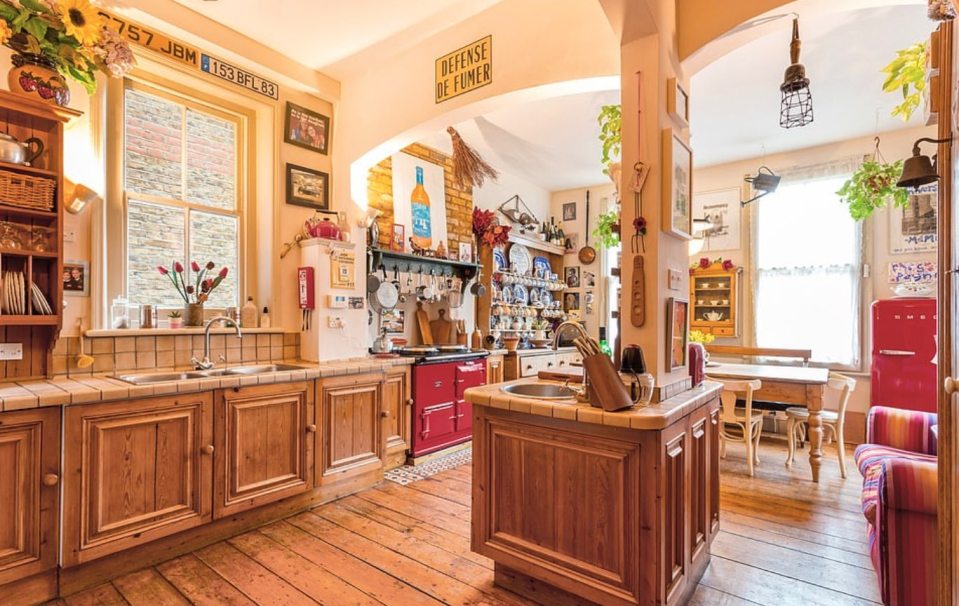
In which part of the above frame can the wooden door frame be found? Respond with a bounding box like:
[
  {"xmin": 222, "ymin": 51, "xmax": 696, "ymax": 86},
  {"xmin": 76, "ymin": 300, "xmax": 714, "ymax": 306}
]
[{"xmin": 938, "ymin": 18, "xmax": 957, "ymax": 606}]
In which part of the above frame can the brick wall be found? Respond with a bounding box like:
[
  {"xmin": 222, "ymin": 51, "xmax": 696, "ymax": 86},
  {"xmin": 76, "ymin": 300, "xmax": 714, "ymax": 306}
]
[{"xmin": 367, "ymin": 143, "xmax": 473, "ymax": 252}]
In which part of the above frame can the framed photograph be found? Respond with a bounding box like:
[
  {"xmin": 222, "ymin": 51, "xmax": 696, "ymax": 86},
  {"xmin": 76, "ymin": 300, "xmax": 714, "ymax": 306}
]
[
  {"xmin": 348, "ymin": 297, "xmax": 365, "ymax": 310},
  {"xmin": 693, "ymin": 187, "xmax": 742, "ymax": 251},
  {"xmin": 284, "ymin": 102, "xmax": 330, "ymax": 154},
  {"xmin": 564, "ymin": 266, "xmax": 580, "ymax": 288},
  {"xmin": 390, "ymin": 224, "xmax": 405, "ymax": 252},
  {"xmin": 666, "ymin": 297, "xmax": 689, "ymax": 370},
  {"xmin": 662, "ymin": 129, "xmax": 693, "ymax": 240},
  {"xmin": 63, "ymin": 260, "xmax": 89, "ymax": 296},
  {"xmin": 562, "ymin": 202, "xmax": 577, "ymax": 221},
  {"xmin": 667, "ymin": 78, "xmax": 689, "ymax": 128},
  {"xmin": 564, "ymin": 291, "xmax": 580, "ymax": 312},
  {"xmin": 381, "ymin": 309, "xmax": 405, "ymax": 333},
  {"xmin": 286, "ymin": 164, "xmax": 329, "ymax": 210},
  {"xmin": 890, "ymin": 183, "xmax": 937, "ymax": 254},
  {"xmin": 564, "ymin": 232, "xmax": 579, "ymax": 254},
  {"xmin": 583, "ymin": 271, "xmax": 596, "ymax": 288},
  {"xmin": 458, "ymin": 242, "xmax": 473, "ymax": 263},
  {"xmin": 584, "ymin": 290, "xmax": 595, "ymax": 314}
]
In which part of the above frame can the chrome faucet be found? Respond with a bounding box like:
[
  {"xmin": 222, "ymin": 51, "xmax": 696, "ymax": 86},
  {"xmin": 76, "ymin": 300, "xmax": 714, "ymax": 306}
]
[
  {"xmin": 192, "ymin": 316, "xmax": 242, "ymax": 370},
  {"xmin": 553, "ymin": 320, "xmax": 591, "ymax": 403}
]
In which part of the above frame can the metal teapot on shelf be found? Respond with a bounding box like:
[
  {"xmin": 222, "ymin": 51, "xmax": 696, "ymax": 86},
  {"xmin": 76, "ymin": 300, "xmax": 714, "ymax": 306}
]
[{"xmin": 0, "ymin": 132, "xmax": 43, "ymax": 166}]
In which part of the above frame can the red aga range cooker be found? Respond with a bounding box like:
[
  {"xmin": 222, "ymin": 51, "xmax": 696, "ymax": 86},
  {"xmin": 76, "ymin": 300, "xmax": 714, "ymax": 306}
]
[{"xmin": 394, "ymin": 346, "xmax": 489, "ymax": 457}]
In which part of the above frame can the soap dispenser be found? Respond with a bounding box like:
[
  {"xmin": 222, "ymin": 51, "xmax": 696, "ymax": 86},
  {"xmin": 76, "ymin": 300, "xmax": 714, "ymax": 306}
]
[{"xmin": 241, "ymin": 296, "xmax": 257, "ymax": 328}]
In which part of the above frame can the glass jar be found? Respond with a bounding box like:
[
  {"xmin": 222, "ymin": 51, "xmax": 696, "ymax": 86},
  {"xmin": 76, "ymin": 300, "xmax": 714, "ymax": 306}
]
[{"xmin": 111, "ymin": 297, "xmax": 130, "ymax": 329}]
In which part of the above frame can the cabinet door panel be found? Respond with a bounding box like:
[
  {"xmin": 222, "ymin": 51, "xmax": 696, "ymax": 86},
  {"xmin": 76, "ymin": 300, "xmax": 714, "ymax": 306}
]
[
  {"xmin": 662, "ymin": 427, "xmax": 686, "ymax": 603},
  {"xmin": 63, "ymin": 394, "xmax": 213, "ymax": 567},
  {"xmin": 318, "ymin": 374, "xmax": 383, "ymax": 484},
  {"xmin": 688, "ymin": 411, "xmax": 708, "ymax": 564},
  {"xmin": 708, "ymin": 402, "xmax": 721, "ymax": 538},
  {"xmin": 0, "ymin": 408, "xmax": 58, "ymax": 587},
  {"xmin": 216, "ymin": 382, "xmax": 313, "ymax": 518},
  {"xmin": 383, "ymin": 368, "xmax": 411, "ymax": 470}
]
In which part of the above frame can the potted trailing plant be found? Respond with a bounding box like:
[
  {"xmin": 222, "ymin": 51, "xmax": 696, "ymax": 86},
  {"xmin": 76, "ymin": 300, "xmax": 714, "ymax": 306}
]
[
  {"xmin": 592, "ymin": 209, "xmax": 621, "ymax": 249},
  {"xmin": 0, "ymin": 0, "xmax": 135, "ymax": 106},
  {"xmin": 598, "ymin": 104, "xmax": 622, "ymax": 194},
  {"xmin": 882, "ymin": 41, "xmax": 928, "ymax": 123},
  {"xmin": 157, "ymin": 261, "xmax": 230, "ymax": 327},
  {"xmin": 167, "ymin": 310, "xmax": 182, "ymax": 330},
  {"xmin": 836, "ymin": 158, "xmax": 908, "ymax": 220}
]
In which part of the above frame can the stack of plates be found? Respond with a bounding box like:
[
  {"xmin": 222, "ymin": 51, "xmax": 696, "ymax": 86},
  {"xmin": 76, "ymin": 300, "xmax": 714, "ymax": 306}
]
[
  {"xmin": 31, "ymin": 282, "xmax": 52, "ymax": 314},
  {"xmin": 0, "ymin": 271, "xmax": 52, "ymax": 315}
]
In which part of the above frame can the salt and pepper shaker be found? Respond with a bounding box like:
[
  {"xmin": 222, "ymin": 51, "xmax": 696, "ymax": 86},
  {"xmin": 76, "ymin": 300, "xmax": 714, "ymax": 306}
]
[{"xmin": 140, "ymin": 304, "xmax": 155, "ymax": 329}]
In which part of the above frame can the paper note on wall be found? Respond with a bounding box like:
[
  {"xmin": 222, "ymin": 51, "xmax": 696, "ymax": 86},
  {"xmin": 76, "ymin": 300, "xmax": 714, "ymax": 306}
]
[{"xmin": 888, "ymin": 261, "xmax": 937, "ymax": 284}]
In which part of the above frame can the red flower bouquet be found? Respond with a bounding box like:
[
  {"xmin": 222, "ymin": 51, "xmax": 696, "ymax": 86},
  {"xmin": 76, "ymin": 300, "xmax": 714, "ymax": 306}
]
[{"xmin": 472, "ymin": 208, "xmax": 511, "ymax": 248}]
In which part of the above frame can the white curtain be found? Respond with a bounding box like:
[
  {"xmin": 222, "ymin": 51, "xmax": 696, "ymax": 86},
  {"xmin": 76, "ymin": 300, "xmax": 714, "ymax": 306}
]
[{"xmin": 752, "ymin": 158, "xmax": 863, "ymax": 366}]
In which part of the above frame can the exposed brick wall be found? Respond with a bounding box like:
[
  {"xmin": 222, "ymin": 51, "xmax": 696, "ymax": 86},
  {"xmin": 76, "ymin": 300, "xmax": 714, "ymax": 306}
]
[{"xmin": 367, "ymin": 143, "xmax": 473, "ymax": 252}]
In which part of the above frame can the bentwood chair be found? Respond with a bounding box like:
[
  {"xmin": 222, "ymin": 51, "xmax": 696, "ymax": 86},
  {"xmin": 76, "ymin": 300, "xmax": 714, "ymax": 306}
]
[
  {"xmin": 714, "ymin": 378, "xmax": 764, "ymax": 476},
  {"xmin": 785, "ymin": 372, "xmax": 856, "ymax": 478}
]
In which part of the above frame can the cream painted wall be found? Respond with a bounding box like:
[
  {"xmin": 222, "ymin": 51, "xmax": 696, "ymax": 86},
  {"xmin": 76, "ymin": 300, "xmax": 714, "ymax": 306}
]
[
  {"xmin": 693, "ymin": 125, "xmax": 938, "ymax": 417},
  {"xmin": 550, "ymin": 183, "xmax": 617, "ymax": 337},
  {"xmin": 473, "ymin": 169, "xmax": 551, "ymax": 221}
]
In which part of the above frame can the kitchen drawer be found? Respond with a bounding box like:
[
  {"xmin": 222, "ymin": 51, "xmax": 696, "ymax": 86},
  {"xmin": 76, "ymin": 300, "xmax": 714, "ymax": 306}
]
[
  {"xmin": 519, "ymin": 355, "xmax": 552, "ymax": 377},
  {"xmin": 556, "ymin": 352, "xmax": 582, "ymax": 368},
  {"xmin": 708, "ymin": 326, "xmax": 734, "ymax": 337},
  {"xmin": 455, "ymin": 360, "xmax": 487, "ymax": 400}
]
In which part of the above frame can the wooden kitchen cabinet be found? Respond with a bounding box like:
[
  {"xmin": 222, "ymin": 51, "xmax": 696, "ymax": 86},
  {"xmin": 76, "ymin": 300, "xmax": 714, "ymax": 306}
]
[
  {"xmin": 689, "ymin": 263, "xmax": 743, "ymax": 338},
  {"xmin": 316, "ymin": 372, "xmax": 385, "ymax": 492},
  {"xmin": 382, "ymin": 367, "xmax": 411, "ymax": 470},
  {"xmin": 0, "ymin": 408, "xmax": 60, "ymax": 593},
  {"xmin": 487, "ymin": 354, "xmax": 504, "ymax": 384},
  {"xmin": 63, "ymin": 393, "xmax": 213, "ymax": 567},
  {"xmin": 214, "ymin": 382, "xmax": 314, "ymax": 519}
]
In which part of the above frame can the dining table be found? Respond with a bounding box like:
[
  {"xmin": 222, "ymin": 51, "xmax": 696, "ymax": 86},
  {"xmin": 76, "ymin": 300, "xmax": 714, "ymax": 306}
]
[{"xmin": 705, "ymin": 362, "xmax": 831, "ymax": 482}]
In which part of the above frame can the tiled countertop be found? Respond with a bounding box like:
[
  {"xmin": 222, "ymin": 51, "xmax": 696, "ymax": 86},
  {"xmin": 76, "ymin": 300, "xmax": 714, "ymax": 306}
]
[
  {"xmin": 0, "ymin": 357, "xmax": 413, "ymax": 412},
  {"xmin": 464, "ymin": 379, "xmax": 722, "ymax": 430}
]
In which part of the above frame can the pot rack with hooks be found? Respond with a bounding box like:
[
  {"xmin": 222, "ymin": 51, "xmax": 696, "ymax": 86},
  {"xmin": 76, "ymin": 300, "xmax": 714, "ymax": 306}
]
[{"xmin": 369, "ymin": 247, "xmax": 481, "ymax": 281}]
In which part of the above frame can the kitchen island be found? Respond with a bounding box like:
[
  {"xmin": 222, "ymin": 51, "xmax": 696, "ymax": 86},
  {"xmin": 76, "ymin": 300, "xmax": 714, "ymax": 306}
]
[{"xmin": 465, "ymin": 379, "xmax": 722, "ymax": 606}]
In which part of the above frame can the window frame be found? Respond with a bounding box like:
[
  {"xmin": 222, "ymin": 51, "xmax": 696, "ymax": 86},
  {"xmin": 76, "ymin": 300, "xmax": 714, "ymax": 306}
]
[
  {"xmin": 746, "ymin": 165, "xmax": 868, "ymax": 373},
  {"xmin": 105, "ymin": 73, "xmax": 255, "ymax": 323}
]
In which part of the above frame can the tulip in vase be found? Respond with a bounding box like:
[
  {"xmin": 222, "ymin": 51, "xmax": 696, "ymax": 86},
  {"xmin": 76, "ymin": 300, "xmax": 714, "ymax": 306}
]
[{"xmin": 157, "ymin": 261, "xmax": 230, "ymax": 327}]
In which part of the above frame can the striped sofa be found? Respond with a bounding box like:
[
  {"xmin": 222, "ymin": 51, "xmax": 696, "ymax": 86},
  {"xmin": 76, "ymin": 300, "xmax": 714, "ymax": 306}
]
[{"xmin": 853, "ymin": 406, "xmax": 938, "ymax": 606}]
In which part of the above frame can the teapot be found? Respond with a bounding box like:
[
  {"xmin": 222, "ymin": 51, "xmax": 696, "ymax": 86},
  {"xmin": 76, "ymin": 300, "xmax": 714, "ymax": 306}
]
[
  {"xmin": 372, "ymin": 328, "xmax": 393, "ymax": 354},
  {"xmin": 0, "ymin": 133, "xmax": 43, "ymax": 166},
  {"xmin": 704, "ymin": 311, "xmax": 724, "ymax": 322}
]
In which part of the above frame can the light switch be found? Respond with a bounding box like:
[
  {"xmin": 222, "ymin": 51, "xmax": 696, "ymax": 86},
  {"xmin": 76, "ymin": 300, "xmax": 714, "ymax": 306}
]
[
  {"xmin": 0, "ymin": 343, "xmax": 23, "ymax": 360},
  {"xmin": 64, "ymin": 229, "xmax": 77, "ymax": 243}
]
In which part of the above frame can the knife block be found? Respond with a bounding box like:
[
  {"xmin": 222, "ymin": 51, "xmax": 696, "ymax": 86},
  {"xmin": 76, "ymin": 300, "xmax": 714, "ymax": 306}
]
[{"xmin": 582, "ymin": 353, "xmax": 634, "ymax": 412}]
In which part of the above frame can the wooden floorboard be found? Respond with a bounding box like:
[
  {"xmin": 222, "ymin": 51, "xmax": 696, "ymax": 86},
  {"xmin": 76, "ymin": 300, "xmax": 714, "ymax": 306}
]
[{"xmin": 59, "ymin": 440, "xmax": 879, "ymax": 606}]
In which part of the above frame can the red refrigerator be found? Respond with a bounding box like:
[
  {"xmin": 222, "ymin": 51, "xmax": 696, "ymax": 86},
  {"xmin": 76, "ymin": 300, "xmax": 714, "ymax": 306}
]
[{"xmin": 871, "ymin": 298, "xmax": 937, "ymax": 413}]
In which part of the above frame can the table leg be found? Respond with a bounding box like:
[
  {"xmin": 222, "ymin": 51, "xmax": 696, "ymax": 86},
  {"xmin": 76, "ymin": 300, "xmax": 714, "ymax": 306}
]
[{"xmin": 806, "ymin": 384, "xmax": 824, "ymax": 483}]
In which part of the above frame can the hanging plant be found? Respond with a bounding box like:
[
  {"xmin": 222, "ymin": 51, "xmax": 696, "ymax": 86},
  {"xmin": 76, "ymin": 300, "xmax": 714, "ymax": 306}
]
[
  {"xmin": 592, "ymin": 209, "xmax": 621, "ymax": 249},
  {"xmin": 881, "ymin": 41, "xmax": 928, "ymax": 122},
  {"xmin": 837, "ymin": 159, "xmax": 908, "ymax": 221},
  {"xmin": 597, "ymin": 104, "xmax": 621, "ymax": 175}
]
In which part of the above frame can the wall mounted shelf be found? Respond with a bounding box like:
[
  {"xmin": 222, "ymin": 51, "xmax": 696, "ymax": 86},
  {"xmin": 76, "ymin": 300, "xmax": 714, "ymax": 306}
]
[{"xmin": 369, "ymin": 248, "xmax": 481, "ymax": 280}]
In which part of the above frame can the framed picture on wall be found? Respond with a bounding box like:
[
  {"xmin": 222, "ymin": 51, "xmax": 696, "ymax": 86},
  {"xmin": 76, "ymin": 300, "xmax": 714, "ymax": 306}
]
[
  {"xmin": 284, "ymin": 102, "xmax": 330, "ymax": 155},
  {"xmin": 562, "ymin": 202, "xmax": 577, "ymax": 221},
  {"xmin": 889, "ymin": 183, "xmax": 937, "ymax": 254},
  {"xmin": 286, "ymin": 164, "xmax": 329, "ymax": 210},
  {"xmin": 667, "ymin": 78, "xmax": 689, "ymax": 128},
  {"xmin": 666, "ymin": 297, "xmax": 689, "ymax": 370},
  {"xmin": 564, "ymin": 291, "xmax": 580, "ymax": 312},
  {"xmin": 63, "ymin": 260, "xmax": 89, "ymax": 296},
  {"xmin": 692, "ymin": 187, "xmax": 742, "ymax": 251},
  {"xmin": 390, "ymin": 224, "xmax": 405, "ymax": 252},
  {"xmin": 662, "ymin": 129, "xmax": 693, "ymax": 240},
  {"xmin": 381, "ymin": 309, "xmax": 405, "ymax": 333},
  {"xmin": 564, "ymin": 266, "xmax": 580, "ymax": 288}
]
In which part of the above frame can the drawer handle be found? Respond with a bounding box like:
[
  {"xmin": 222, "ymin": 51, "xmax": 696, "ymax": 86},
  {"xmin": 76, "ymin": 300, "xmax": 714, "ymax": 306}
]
[
  {"xmin": 547, "ymin": 362, "xmax": 554, "ymax": 368},
  {"xmin": 306, "ymin": 424, "xmax": 317, "ymax": 433},
  {"xmin": 406, "ymin": 398, "xmax": 414, "ymax": 406},
  {"xmin": 559, "ymin": 361, "xmax": 566, "ymax": 366},
  {"xmin": 526, "ymin": 365, "xmax": 533, "ymax": 370},
  {"xmin": 42, "ymin": 473, "xmax": 59, "ymax": 487},
  {"xmin": 381, "ymin": 410, "xmax": 391, "ymax": 418},
  {"xmin": 201, "ymin": 444, "xmax": 215, "ymax": 455},
  {"xmin": 434, "ymin": 381, "xmax": 443, "ymax": 388}
]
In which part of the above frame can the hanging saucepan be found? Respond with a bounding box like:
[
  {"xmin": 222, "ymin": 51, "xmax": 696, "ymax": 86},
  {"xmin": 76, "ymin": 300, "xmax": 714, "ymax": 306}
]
[
  {"xmin": 469, "ymin": 268, "xmax": 487, "ymax": 297},
  {"xmin": 393, "ymin": 267, "xmax": 407, "ymax": 303},
  {"xmin": 578, "ymin": 189, "xmax": 596, "ymax": 265},
  {"xmin": 367, "ymin": 259, "xmax": 383, "ymax": 293},
  {"xmin": 371, "ymin": 266, "xmax": 398, "ymax": 312}
]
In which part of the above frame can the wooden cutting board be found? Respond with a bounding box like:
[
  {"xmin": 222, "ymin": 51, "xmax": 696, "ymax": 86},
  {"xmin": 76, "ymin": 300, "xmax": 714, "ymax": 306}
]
[
  {"xmin": 416, "ymin": 302, "xmax": 433, "ymax": 345},
  {"xmin": 430, "ymin": 309, "xmax": 453, "ymax": 344}
]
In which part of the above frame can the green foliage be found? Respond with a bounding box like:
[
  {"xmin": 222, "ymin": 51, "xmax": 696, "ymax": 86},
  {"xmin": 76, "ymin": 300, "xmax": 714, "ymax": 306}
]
[
  {"xmin": 592, "ymin": 210, "xmax": 621, "ymax": 249},
  {"xmin": 882, "ymin": 42, "xmax": 928, "ymax": 123},
  {"xmin": 836, "ymin": 159, "xmax": 909, "ymax": 221},
  {"xmin": 597, "ymin": 104, "xmax": 621, "ymax": 175}
]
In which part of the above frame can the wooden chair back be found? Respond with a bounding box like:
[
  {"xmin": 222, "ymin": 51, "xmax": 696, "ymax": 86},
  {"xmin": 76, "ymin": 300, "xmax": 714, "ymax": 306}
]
[
  {"xmin": 827, "ymin": 371, "xmax": 856, "ymax": 425},
  {"xmin": 714, "ymin": 378, "xmax": 763, "ymax": 420},
  {"xmin": 705, "ymin": 345, "xmax": 812, "ymax": 367}
]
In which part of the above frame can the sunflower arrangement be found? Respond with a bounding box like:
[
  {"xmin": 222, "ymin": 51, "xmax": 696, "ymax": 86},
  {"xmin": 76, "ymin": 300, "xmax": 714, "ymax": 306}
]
[{"xmin": 0, "ymin": 0, "xmax": 134, "ymax": 94}]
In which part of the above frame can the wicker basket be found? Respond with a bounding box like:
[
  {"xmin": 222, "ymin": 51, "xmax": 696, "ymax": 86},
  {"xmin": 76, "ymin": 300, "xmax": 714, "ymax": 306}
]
[{"xmin": 0, "ymin": 169, "xmax": 55, "ymax": 211}]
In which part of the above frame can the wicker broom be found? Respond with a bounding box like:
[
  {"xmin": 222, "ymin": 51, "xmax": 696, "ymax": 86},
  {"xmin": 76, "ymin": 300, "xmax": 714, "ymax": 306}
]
[{"xmin": 447, "ymin": 127, "xmax": 499, "ymax": 189}]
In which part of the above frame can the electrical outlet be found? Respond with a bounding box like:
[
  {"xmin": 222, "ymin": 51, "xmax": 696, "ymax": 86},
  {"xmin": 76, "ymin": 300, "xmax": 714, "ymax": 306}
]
[
  {"xmin": 64, "ymin": 228, "xmax": 77, "ymax": 243},
  {"xmin": 0, "ymin": 343, "xmax": 23, "ymax": 360}
]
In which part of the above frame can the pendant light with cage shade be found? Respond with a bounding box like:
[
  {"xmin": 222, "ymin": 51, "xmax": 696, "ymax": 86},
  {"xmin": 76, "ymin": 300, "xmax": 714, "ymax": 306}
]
[{"xmin": 780, "ymin": 18, "xmax": 813, "ymax": 129}]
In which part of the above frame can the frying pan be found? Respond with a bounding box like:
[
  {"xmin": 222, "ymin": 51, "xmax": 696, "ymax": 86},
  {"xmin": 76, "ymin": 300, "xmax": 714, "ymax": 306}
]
[
  {"xmin": 371, "ymin": 266, "xmax": 398, "ymax": 312},
  {"xmin": 578, "ymin": 189, "xmax": 596, "ymax": 265}
]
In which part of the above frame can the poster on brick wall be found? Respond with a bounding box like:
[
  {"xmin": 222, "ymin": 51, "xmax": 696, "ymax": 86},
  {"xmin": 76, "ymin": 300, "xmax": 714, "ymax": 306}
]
[
  {"xmin": 889, "ymin": 184, "xmax": 937, "ymax": 254},
  {"xmin": 391, "ymin": 152, "xmax": 448, "ymax": 251}
]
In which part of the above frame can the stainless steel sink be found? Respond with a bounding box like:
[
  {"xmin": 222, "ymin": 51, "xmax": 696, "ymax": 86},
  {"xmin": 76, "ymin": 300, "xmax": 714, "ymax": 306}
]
[
  {"xmin": 114, "ymin": 371, "xmax": 213, "ymax": 385},
  {"xmin": 218, "ymin": 363, "xmax": 308, "ymax": 375},
  {"xmin": 114, "ymin": 364, "xmax": 310, "ymax": 385},
  {"xmin": 501, "ymin": 383, "xmax": 577, "ymax": 400}
]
